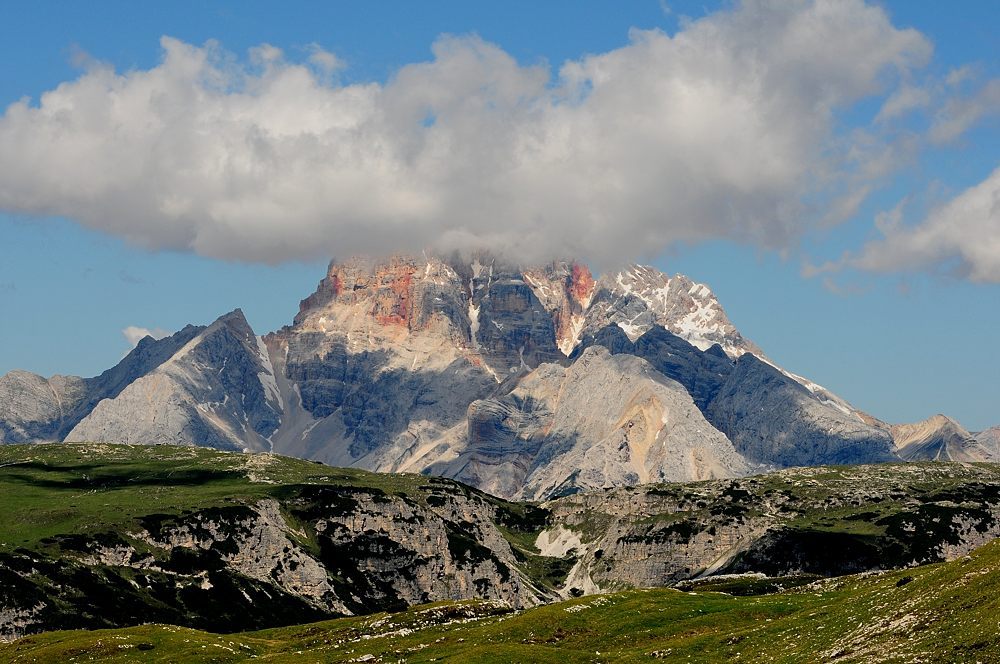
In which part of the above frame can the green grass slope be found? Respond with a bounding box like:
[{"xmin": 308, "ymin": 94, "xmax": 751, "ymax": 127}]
[
  {"xmin": 5, "ymin": 535, "xmax": 1000, "ymax": 663},
  {"xmin": 0, "ymin": 443, "xmax": 504, "ymax": 550}
]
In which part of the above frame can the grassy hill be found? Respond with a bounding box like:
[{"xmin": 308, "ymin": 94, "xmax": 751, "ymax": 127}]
[
  {"xmin": 5, "ymin": 534, "xmax": 1000, "ymax": 662},
  {"xmin": 3, "ymin": 443, "xmax": 1000, "ymax": 662},
  {"xmin": 0, "ymin": 443, "xmax": 554, "ymax": 637}
]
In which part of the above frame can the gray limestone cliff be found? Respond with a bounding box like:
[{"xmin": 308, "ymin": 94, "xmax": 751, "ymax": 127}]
[{"xmin": 538, "ymin": 463, "xmax": 1000, "ymax": 596}]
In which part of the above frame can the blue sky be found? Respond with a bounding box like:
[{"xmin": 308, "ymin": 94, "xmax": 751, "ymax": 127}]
[{"xmin": 0, "ymin": 1, "xmax": 997, "ymax": 430}]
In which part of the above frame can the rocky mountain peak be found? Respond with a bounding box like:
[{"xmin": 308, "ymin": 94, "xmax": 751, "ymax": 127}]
[
  {"xmin": 598, "ymin": 264, "xmax": 759, "ymax": 357},
  {"xmin": 976, "ymin": 426, "xmax": 1000, "ymax": 457},
  {"xmin": 522, "ymin": 260, "xmax": 597, "ymax": 355},
  {"xmin": 210, "ymin": 307, "xmax": 253, "ymax": 331},
  {"xmin": 289, "ymin": 253, "xmax": 758, "ymax": 367},
  {"xmin": 891, "ymin": 414, "xmax": 996, "ymax": 462},
  {"xmin": 66, "ymin": 309, "xmax": 282, "ymax": 451}
]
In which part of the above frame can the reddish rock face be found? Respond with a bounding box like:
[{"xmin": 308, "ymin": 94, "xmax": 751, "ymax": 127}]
[
  {"xmin": 295, "ymin": 257, "xmax": 426, "ymax": 330},
  {"xmin": 521, "ymin": 261, "xmax": 597, "ymax": 355},
  {"xmin": 568, "ymin": 263, "xmax": 596, "ymax": 306},
  {"xmin": 327, "ymin": 273, "xmax": 342, "ymax": 298},
  {"xmin": 371, "ymin": 267, "xmax": 415, "ymax": 327}
]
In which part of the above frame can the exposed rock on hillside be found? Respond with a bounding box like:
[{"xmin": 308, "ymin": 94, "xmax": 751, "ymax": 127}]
[
  {"xmin": 0, "ymin": 445, "xmax": 549, "ymax": 639},
  {"xmin": 544, "ymin": 463, "xmax": 1000, "ymax": 595},
  {"xmin": 3, "ymin": 445, "xmax": 1000, "ymax": 640},
  {"xmin": 706, "ymin": 353, "xmax": 896, "ymax": 466},
  {"xmin": 580, "ymin": 325, "xmax": 895, "ymax": 468},
  {"xmin": 0, "ymin": 371, "xmax": 86, "ymax": 443},
  {"xmin": 977, "ymin": 426, "xmax": 1000, "ymax": 457},
  {"xmin": 0, "ymin": 325, "xmax": 204, "ymax": 443}
]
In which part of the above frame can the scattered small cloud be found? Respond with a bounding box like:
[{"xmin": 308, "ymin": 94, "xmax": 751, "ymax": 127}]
[
  {"xmin": 821, "ymin": 276, "xmax": 871, "ymax": 296},
  {"xmin": 306, "ymin": 44, "xmax": 343, "ymax": 73},
  {"xmin": 122, "ymin": 325, "xmax": 170, "ymax": 348},
  {"xmin": 945, "ymin": 64, "xmax": 977, "ymax": 88},
  {"xmin": 249, "ymin": 43, "xmax": 283, "ymax": 65}
]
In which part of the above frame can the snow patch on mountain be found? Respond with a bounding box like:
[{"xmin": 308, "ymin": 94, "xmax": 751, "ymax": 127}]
[{"xmin": 255, "ymin": 335, "xmax": 283, "ymax": 410}]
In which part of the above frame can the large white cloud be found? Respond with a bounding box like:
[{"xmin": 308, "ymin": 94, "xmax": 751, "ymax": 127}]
[
  {"xmin": 852, "ymin": 167, "xmax": 1000, "ymax": 282},
  {"xmin": 0, "ymin": 0, "xmax": 931, "ymax": 267}
]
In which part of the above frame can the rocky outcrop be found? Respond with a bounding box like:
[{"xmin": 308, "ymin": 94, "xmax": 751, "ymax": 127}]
[
  {"xmin": 0, "ymin": 371, "xmax": 86, "ymax": 443},
  {"xmin": 577, "ymin": 264, "xmax": 761, "ymax": 357},
  {"xmin": 265, "ymin": 255, "xmax": 500, "ymax": 467},
  {"xmin": 541, "ymin": 463, "xmax": 1000, "ymax": 594},
  {"xmin": 0, "ymin": 325, "xmax": 205, "ymax": 443},
  {"xmin": 4, "ymin": 444, "xmax": 1000, "ymax": 639},
  {"xmin": 579, "ymin": 324, "xmax": 733, "ymax": 411},
  {"xmin": 892, "ymin": 415, "xmax": 999, "ymax": 462},
  {"xmin": 522, "ymin": 261, "xmax": 597, "ymax": 355},
  {"xmin": 579, "ymin": 325, "xmax": 895, "ymax": 469}
]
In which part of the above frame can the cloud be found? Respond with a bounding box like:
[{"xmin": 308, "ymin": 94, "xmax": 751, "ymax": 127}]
[
  {"xmin": 851, "ymin": 166, "xmax": 1000, "ymax": 282},
  {"xmin": 929, "ymin": 79, "xmax": 1000, "ymax": 145},
  {"xmin": 875, "ymin": 84, "xmax": 931, "ymax": 122},
  {"xmin": 0, "ymin": 0, "xmax": 931, "ymax": 268},
  {"xmin": 122, "ymin": 326, "xmax": 170, "ymax": 348},
  {"xmin": 306, "ymin": 44, "xmax": 343, "ymax": 74},
  {"xmin": 945, "ymin": 64, "xmax": 976, "ymax": 88}
]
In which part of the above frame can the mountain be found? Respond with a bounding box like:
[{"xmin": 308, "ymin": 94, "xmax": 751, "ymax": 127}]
[
  {"xmin": 3, "ymin": 444, "xmax": 1000, "ymax": 643},
  {"xmin": 891, "ymin": 414, "xmax": 999, "ymax": 462},
  {"xmin": 0, "ymin": 324, "xmax": 204, "ymax": 443},
  {"xmin": 576, "ymin": 325, "xmax": 895, "ymax": 468},
  {"xmin": 261, "ymin": 254, "xmax": 895, "ymax": 497},
  {"xmin": 1, "ymin": 254, "xmax": 903, "ymax": 498},
  {"xmin": 65, "ymin": 310, "xmax": 282, "ymax": 451},
  {"xmin": 976, "ymin": 425, "xmax": 1000, "ymax": 457},
  {"xmin": 0, "ymin": 370, "xmax": 87, "ymax": 443}
]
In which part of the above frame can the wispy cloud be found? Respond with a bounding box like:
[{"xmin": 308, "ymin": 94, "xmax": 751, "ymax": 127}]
[{"xmin": 929, "ymin": 79, "xmax": 1000, "ymax": 145}]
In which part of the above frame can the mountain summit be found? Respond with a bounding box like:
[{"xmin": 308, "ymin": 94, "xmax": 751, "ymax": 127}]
[{"xmin": 1, "ymin": 253, "xmax": 965, "ymax": 499}]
